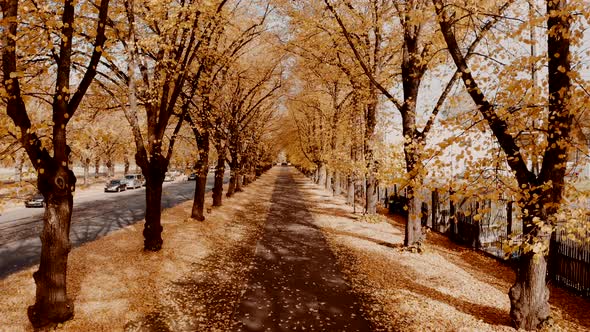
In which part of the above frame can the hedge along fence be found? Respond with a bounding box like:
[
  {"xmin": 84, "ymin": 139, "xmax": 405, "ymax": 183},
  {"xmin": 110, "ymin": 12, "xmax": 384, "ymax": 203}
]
[{"xmin": 387, "ymin": 188, "xmax": 590, "ymax": 297}]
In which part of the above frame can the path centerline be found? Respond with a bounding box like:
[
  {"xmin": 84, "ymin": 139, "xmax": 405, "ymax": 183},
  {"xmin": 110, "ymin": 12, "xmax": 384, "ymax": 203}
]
[{"xmin": 232, "ymin": 167, "xmax": 371, "ymax": 332}]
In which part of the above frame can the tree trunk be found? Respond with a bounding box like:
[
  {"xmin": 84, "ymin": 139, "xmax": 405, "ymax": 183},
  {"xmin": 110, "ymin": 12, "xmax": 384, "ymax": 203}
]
[
  {"xmin": 404, "ymin": 185, "xmax": 422, "ymax": 246},
  {"xmin": 94, "ymin": 158, "xmax": 100, "ymax": 178},
  {"xmin": 326, "ymin": 168, "xmax": 332, "ymax": 191},
  {"xmin": 333, "ymin": 171, "xmax": 341, "ymax": 196},
  {"xmin": 191, "ymin": 131, "xmax": 209, "ymax": 221},
  {"xmin": 236, "ymin": 173, "xmax": 243, "ymax": 192},
  {"xmin": 346, "ymin": 174, "xmax": 354, "ymax": 205},
  {"xmin": 226, "ymin": 168, "xmax": 237, "ymax": 198},
  {"xmin": 83, "ymin": 158, "xmax": 90, "ymax": 185},
  {"xmin": 191, "ymin": 171, "xmax": 208, "ymax": 221},
  {"xmin": 107, "ymin": 159, "xmax": 114, "ymax": 177},
  {"xmin": 360, "ymin": 175, "xmax": 366, "ymax": 203},
  {"xmin": 27, "ymin": 167, "xmax": 75, "ymax": 328},
  {"xmin": 509, "ymin": 251, "xmax": 550, "ymax": 330},
  {"xmin": 14, "ymin": 152, "xmax": 24, "ymax": 183},
  {"xmin": 366, "ymin": 172, "xmax": 378, "ymax": 214},
  {"xmin": 318, "ymin": 162, "xmax": 327, "ymax": 187},
  {"xmin": 212, "ymin": 152, "xmax": 225, "ymax": 207},
  {"xmin": 143, "ymin": 173, "xmax": 164, "ymax": 251},
  {"xmin": 124, "ymin": 156, "xmax": 130, "ymax": 175}
]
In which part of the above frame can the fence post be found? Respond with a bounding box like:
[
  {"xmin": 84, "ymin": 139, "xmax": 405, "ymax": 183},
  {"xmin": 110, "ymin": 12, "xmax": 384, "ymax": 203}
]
[
  {"xmin": 449, "ymin": 190, "xmax": 456, "ymax": 239},
  {"xmin": 431, "ymin": 190, "xmax": 438, "ymax": 229},
  {"xmin": 421, "ymin": 202, "xmax": 428, "ymax": 227},
  {"xmin": 547, "ymin": 230, "xmax": 558, "ymax": 282},
  {"xmin": 507, "ymin": 201, "xmax": 513, "ymax": 236}
]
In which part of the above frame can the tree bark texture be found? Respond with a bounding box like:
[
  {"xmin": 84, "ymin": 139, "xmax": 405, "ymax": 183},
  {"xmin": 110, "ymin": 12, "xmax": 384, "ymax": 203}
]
[
  {"xmin": 346, "ymin": 174, "xmax": 355, "ymax": 205},
  {"xmin": 27, "ymin": 167, "xmax": 76, "ymax": 328},
  {"xmin": 236, "ymin": 173, "xmax": 243, "ymax": 192},
  {"xmin": 509, "ymin": 251, "xmax": 550, "ymax": 330},
  {"xmin": 124, "ymin": 157, "xmax": 130, "ymax": 175},
  {"xmin": 326, "ymin": 169, "xmax": 332, "ymax": 191},
  {"xmin": 191, "ymin": 129, "xmax": 210, "ymax": 221},
  {"xmin": 227, "ymin": 169, "xmax": 237, "ymax": 198},
  {"xmin": 212, "ymin": 151, "xmax": 225, "ymax": 207},
  {"xmin": 403, "ymin": 185, "xmax": 422, "ymax": 246},
  {"xmin": 366, "ymin": 172, "xmax": 378, "ymax": 214},
  {"xmin": 317, "ymin": 163, "xmax": 327, "ymax": 188},
  {"xmin": 334, "ymin": 171, "xmax": 341, "ymax": 196},
  {"xmin": 83, "ymin": 158, "xmax": 90, "ymax": 185},
  {"xmin": 143, "ymin": 165, "xmax": 165, "ymax": 251},
  {"xmin": 94, "ymin": 159, "xmax": 100, "ymax": 178}
]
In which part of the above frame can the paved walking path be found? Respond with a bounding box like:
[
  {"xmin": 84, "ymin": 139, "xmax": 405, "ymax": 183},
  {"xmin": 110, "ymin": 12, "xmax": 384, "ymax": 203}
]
[{"xmin": 232, "ymin": 168, "xmax": 371, "ymax": 331}]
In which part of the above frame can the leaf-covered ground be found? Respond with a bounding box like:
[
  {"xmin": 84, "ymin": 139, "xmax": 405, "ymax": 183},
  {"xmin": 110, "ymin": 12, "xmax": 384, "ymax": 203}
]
[
  {"xmin": 1, "ymin": 167, "xmax": 589, "ymax": 331},
  {"xmin": 302, "ymin": 172, "xmax": 590, "ymax": 332}
]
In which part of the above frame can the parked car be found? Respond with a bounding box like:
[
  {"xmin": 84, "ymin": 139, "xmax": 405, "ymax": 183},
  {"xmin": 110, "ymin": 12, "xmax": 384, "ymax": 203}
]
[
  {"xmin": 25, "ymin": 194, "xmax": 45, "ymax": 208},
  {"xmin": 105, "ymin": 179, "xmax": 127, "ymax": 192},
  {"xmin": 188, "ymin": 173, "xmax": 197, "ymax": 181},
  {"xmin": 122, "ymin": 174, "xmax": 144, "ymax": 189},
  {"xmin": 164, "ymin": 172, "xmax": 175, "ymax": 182}
]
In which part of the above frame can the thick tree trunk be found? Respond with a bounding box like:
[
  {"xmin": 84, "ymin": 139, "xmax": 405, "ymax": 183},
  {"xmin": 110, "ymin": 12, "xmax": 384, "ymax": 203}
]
[
  {"xmin": 212, "ymin": 152, "xmax": 225, "ymax": 207},
  {"xmin": 236, "ymin": 173, "xmax": 243, "ymax": 192},
  {"xmin": 227, "ymin": 169, "xmax": 237, "ymax": 198},
  {"xmin": 404, "ymin": 186, "xmax": 422, "ymax": 246},
  {"xmin": 143, "ymin": 174, "xmax": 164, "ymax": 251},
  {"xmin": 191, "ymin": 131, "xmax": 209, "ymax": 221},
  {"xmin": 27, "ymin": 167, "xmax": 75, "ymax": 328},
  {"xmin": 191, "ymin": 172, "xmax": 208, "ymax": 221},
  {"xmin": 334, "ymin": 171, "xmax": 341, "ymax": 196},
  {"xmin": 346, "ymin": 174, "xmax": 354, "ymax": 205},
  {"xmin": 509, "ymin": 251, "xmax": 550, "ymax": 330},
  {"xmin": 366, "ymin": 172, "xmax": 378, "ymax": 214},
  {"xmin": 317, "ymin": 163, "xmax": 327, "ymax": 187},
  {"xmin": 140, "ymin": 155, "xmax": 167, "ymax": 251}
]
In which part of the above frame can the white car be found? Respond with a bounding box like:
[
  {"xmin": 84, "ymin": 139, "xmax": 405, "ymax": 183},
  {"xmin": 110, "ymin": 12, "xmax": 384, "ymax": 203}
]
[
  {"xmin": 164, "ymin": 172, "xmax": 175, "ymax": 182},
  {"xmin": 123, "ymin": 174, "xmax": 144, "ymax": 189}
]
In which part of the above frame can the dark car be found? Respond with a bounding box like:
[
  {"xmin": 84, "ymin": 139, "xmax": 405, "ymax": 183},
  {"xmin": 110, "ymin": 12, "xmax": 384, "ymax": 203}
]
[
  {"xmin": 105, "ymin": 179, "xmax": 127, "ymax": 192},
  {"xmin": 25, "ymin": 194, "xmax": 45, "ymax": 208},
  {"xmin": 188, "ymin": 173, "xmax": 197, "ymax": 181}
]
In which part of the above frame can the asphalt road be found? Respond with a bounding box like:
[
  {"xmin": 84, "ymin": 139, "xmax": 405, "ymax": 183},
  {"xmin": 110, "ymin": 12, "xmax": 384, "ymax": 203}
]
[{"xmin": 0, "ymin": 173, "xmax": 224, "ymax": 278}]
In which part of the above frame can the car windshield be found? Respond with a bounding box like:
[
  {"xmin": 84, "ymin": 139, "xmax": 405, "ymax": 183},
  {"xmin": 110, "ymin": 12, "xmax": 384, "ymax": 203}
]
[
  {"xmin": 125, "ymin": 175, "xmax": 135, "ymax": 179},
  {"xmin": 110, "ymin": 180, "xmax": 120, "ymax": 184},
  {"xmin": 29, "ymin": 194, "xmax": 43, "ymax": 200}
]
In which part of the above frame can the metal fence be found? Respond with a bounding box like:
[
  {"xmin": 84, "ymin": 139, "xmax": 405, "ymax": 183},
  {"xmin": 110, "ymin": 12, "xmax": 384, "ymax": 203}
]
[
  {"xmin": 388, "ymin": 189, "xmax": 590, "ymax": 297},
  {"xmin": 550, "ymin": 229, "xmax": 590, "ymax": 296}
]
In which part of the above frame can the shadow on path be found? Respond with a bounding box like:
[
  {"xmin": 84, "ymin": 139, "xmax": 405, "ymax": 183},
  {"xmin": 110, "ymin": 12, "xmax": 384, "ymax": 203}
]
[{"xmin": 232, "ymin": 168, "xmax": 371, "ymax": 331}]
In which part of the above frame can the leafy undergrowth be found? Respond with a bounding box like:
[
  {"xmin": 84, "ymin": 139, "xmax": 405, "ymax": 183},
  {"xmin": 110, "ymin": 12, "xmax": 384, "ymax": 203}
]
[
  {"xmin": 299, "ymin": 173, "xmax": 590, "ymax": 332},
  {"xmin": 0, "ymin": 172, "xmax": 275, "ymax": 332}
]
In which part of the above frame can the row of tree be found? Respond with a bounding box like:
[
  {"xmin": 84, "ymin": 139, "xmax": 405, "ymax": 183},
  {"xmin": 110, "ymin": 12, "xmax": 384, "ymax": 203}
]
[
  {"xmin": 276, "ymin": 0, "xmax": 589, "ymax": 330},
  {"xmin": 1, "ymin": 0, "xmax": 282, "ymax": 328}
]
